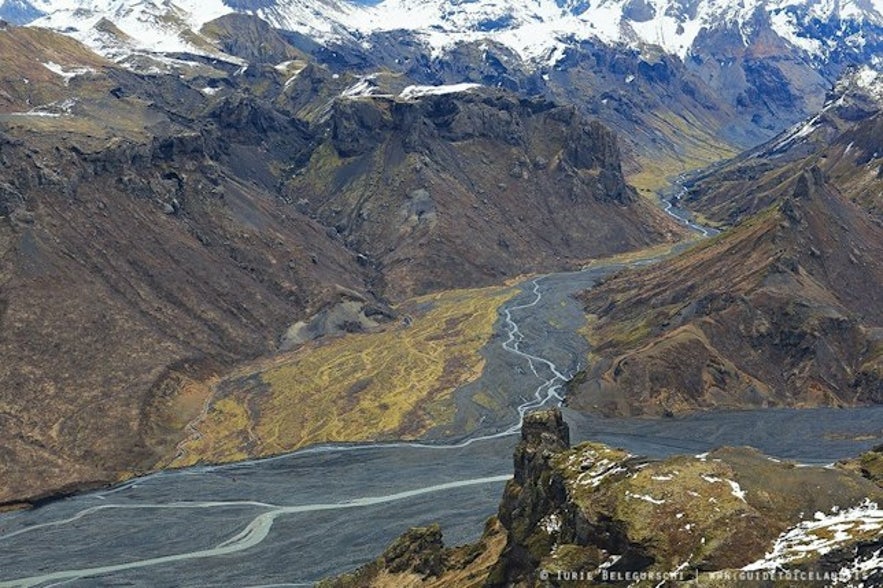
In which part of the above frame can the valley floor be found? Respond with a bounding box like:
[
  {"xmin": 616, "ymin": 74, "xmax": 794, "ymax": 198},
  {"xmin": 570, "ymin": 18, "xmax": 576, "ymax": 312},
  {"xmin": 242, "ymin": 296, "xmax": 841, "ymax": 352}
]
[
  {"xmin": 1, "ymin": 221, "xmax": 882, "ymax": 585},
  {"xmin": 1, "ymin": 405, "xmax": 879, "ymax": 586}
]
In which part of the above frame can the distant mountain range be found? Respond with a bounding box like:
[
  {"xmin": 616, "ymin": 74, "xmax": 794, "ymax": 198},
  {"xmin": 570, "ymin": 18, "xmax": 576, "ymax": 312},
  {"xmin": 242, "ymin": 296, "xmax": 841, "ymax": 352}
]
[
  {"xmin": 5, "ymin": 0, "xmax": 883, "ymax": 183},
  {"xmin": 6, "ymin": 0, "xmax": 883, "ymax": 65}
]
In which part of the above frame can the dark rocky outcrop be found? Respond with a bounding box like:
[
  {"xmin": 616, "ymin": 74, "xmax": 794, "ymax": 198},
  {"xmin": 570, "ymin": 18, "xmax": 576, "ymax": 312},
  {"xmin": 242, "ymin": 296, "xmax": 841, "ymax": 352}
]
[
  {"xmin": 330, "ymin": 98, "xmax": 394, "ymax": 157},
  {"xmin": 319, "ymin": 519, "xmax": 508, "ymax": 588},
  {"xmin": 792, "ymin": 165, "xmax": 826, "ymax": 200},
  {"xmin": 381, "ymin": 525, "xmax": 446, "ymax": 577},
  {"xmin": 489, "ymin": 411, "xmax": 571, "ymax": 586},
  {"xmin": 289, "ymin": 89, "xmax": 680, "ymax": 297},
  {"xmin": 323, "ymin": 409, "xmax": 883, "ymax": 587}
]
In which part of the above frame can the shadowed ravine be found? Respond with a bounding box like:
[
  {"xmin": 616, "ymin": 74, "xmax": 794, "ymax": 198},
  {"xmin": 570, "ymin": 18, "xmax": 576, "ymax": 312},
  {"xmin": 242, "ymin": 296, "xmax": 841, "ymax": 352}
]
[{"xmin": 1, "ymin": 196, "xmax": 882, "ymax": 587}]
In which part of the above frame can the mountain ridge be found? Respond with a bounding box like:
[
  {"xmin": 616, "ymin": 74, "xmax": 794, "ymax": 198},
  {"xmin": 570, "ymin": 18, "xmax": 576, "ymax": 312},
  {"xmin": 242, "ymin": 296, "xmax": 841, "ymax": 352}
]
[
  {"xmin": 684, "ymin": 64, "xmax": 883, "ymax": 223},
  {"xmin": 570, "ymin": 163, "xmax": 883, "ymax": 417},
  {"xmin": 8, "ymin": 0, "xmax": 883, "ymax": 187},
  {"xmin": 13, "ymin": 0, "xmax": 883, "ymax": 65}
]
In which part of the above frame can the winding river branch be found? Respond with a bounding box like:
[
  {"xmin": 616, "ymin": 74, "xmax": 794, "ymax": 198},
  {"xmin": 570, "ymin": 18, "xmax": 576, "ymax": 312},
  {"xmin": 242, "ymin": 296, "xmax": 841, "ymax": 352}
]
[
  {"xmin": 0, "ymin": 476, "xmax": 512, "ymax": 588},
  {"xmin": 2, "ymin": 187, "xmax": 881, "ymax": 586},
  {"xmin": 0, "ymin": 261, "xmax": 587, "ymax": 587}
]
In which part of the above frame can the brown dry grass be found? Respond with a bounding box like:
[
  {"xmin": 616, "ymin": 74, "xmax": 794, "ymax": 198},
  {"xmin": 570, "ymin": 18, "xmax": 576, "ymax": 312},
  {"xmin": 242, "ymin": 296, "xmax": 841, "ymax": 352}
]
[{"xmin": 167, "ymin": 285, "xmax": 516, "ymax": 467}]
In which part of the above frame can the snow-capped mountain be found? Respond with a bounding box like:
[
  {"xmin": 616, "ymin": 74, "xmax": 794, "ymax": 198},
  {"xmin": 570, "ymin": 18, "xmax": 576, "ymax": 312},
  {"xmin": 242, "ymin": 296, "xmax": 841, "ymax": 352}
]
[
  {"xmin": 6, "ymin": 0, "xmax": 883, "ymax": 185},
  {"xmin": 347, "ymin": 0, "xmax": 883, "ymax": 63},
  {"xmin": 5, "ymin": 0, "xmax": 883, "ymax": 66},
  {"xmin": 0, "ymin": 0, "xmax": 43, "ymax": 24}
]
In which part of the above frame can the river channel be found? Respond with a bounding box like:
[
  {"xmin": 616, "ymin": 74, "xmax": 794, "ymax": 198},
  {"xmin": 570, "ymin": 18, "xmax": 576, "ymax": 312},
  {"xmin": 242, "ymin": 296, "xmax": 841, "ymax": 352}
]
[{"xmin": 1, "ymin": 195, "xmax": 881, "ymax": 587}]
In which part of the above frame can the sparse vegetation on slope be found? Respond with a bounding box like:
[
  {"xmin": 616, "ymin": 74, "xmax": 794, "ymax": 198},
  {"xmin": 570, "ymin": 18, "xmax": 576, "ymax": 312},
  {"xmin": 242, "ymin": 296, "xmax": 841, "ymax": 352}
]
[
  {"xmin": 323, "ymin": 410, "xmax": 883, "ymax": 587},
  {"xmin": 686, "ymin": 83, "xmax": 883, "ymax": 225},
  {"xmin": 167, "ymin": 285, "xmax": 515, "ymax": 467},
  {"xmin": 571, "ymin": 167, "xmax": 883, "ymax": 417}
]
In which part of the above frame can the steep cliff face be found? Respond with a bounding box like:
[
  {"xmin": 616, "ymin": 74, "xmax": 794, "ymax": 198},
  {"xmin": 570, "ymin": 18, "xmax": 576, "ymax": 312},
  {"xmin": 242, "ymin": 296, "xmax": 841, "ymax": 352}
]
[
  {"xmin": 288, "ymin": 89, "xmax": 682, "ymax": 297},
  {"xmin": 489, "ymin": 411, "xmax": 573, "ymax": 586},
  {"xmin": 267, "ymin": 6, "xmax": 883, "ymax": 191},
  {"xmin": 307, "ymin": 35, "xmax": 745, "ymax": 190},
  {"xmin": 324, "ymin": 410, "xmax": 883, "ymax": 587}
]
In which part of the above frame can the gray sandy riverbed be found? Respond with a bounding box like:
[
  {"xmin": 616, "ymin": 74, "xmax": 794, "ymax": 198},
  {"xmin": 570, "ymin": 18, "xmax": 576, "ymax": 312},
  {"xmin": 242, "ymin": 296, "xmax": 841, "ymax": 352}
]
[{"xmin": 2, "ymin": 199, "xmax": 880, "ymax": 586}]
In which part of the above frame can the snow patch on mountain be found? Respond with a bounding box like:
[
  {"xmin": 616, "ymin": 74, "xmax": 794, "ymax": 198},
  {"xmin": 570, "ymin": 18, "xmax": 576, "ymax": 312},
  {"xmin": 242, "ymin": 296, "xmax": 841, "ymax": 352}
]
[
  {"xmin": 803, "ymin": 0, "xmax": 883, "ymax": 22},
  {"xmin": 341, "ymin": 74, "xmax": 383, "ymax": 97},
  {"xmin": 769, "ymin": 8, "xmax": 825, "ymax": 54},
  {"xmin": 743, "ymin": 500, "xmax": 883, "ymax": 575},
  {"xmin": 773, "ymin": 113, "xmax": 822, "ymax": 151},
  {"xmin": 399, "ymin": 82, "xmax": 482, "ymax": 100},
  {"xmin": 339, "ymin": 0, "xmax": 883, "ymax": 62},
  {"xmin": 20, "ymin": 0, "xmax": 883, "ymax": 68},
  {"xmin": 854, "ymin": 65, "xmax": 883, "ymax": 99},
  {"xmin": 29, "ymin": 0, "xmax": 242, "ymax": 64},
  {"xmin": 41, "ymin": 60, "xmax": 95, "ymax": 84}
]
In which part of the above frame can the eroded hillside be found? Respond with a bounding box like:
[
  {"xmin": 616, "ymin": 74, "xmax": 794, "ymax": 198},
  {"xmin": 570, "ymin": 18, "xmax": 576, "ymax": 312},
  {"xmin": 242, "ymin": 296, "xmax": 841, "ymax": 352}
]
[
  {"xmin": 684, "ymin": 71, "xmax": 883, "ymax": 224},
  {"xmin": 0, "ymin": 22, "xmax": 680, "ymax": 506},
  {"xmin": 569, "ymin": 165, "xmax": 883, "ymax": 417},
  {"xmin": 285, "ymin": 89, "xmax": 684, "ymax": 297}
]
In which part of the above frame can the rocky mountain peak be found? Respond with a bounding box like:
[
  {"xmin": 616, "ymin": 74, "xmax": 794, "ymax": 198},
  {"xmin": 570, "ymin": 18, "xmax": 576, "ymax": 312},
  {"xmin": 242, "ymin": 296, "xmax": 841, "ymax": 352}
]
[
  {"xmin": 495, "ymin": 409, "xmax": 574, "ymax": 586},
  {"xmin": 518, "ymin": 409, "xmax": 570, "ymax": 455},
  {"xmin": 512, "ymin": 409, "xmax": 570, "ymax": 487},
  {"xmin": 12, "ymin": 0, "xmax": 883, "ymax": 69},
  {"xmin": 5, "ymin": 0, "xmax": 881, "ymax": 180}
]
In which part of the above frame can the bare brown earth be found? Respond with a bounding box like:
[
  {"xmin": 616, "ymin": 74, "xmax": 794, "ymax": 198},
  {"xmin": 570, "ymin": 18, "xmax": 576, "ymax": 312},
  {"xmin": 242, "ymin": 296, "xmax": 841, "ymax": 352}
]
[
  {"xmin": 0, "ymin": 106, "xmax": 369, "ymax": 505},
  {"xmin": 569, "ymin": 165, "xmax": 883, "ymax": 417},
  {"xmin": 0, "ymin": 24, "xmax": 681, "ymax": 506}
]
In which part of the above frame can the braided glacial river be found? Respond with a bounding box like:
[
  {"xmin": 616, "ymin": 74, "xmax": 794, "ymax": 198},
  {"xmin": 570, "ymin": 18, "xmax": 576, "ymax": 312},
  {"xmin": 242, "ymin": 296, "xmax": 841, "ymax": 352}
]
[{"xmin": 1, "ymin": 197, "xmax": 882, "ymax": 587}]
